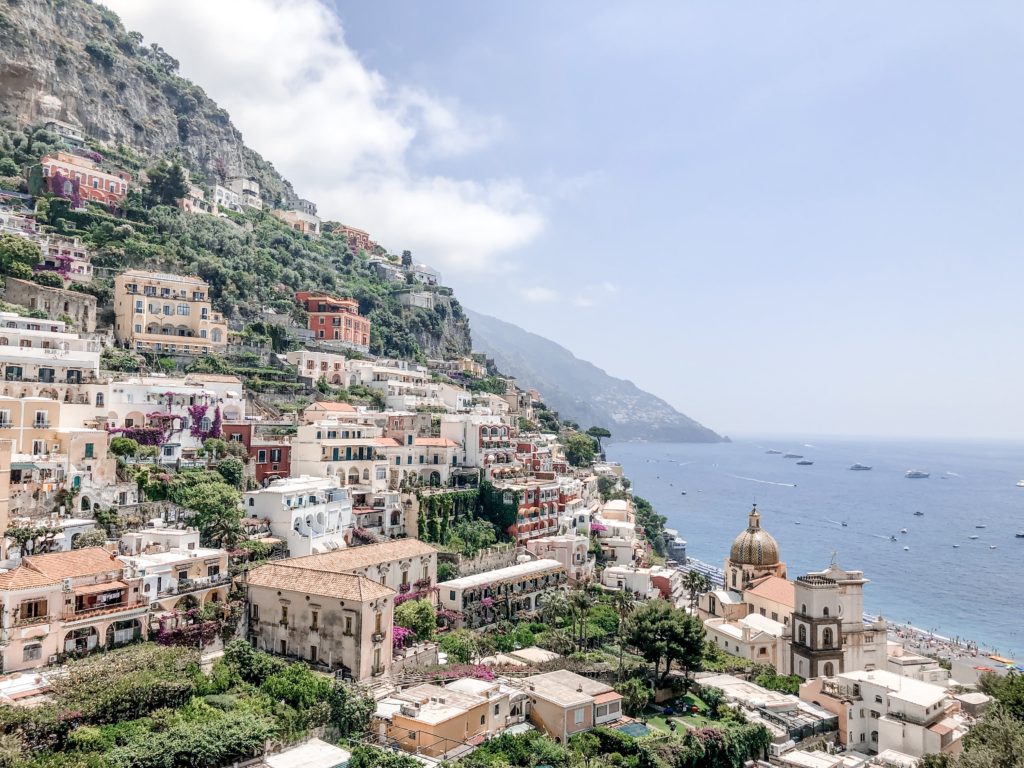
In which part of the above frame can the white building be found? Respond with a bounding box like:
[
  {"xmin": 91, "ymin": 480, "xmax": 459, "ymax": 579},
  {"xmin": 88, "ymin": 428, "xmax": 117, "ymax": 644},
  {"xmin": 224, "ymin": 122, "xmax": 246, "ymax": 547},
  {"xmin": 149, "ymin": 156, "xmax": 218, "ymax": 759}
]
[
  {"xmin": 290, "ymin": 417, "xmax": 391, "ymax": 492},
  {"xmin": 705, "ymin": 613, "xmax": 790, "ymax": 674},
  {"xmin": 243, "ymin": 476, "xmax": 352, "ymax": 556},
  {"xmin": 803, "ymin": 669, "xmax": 968, "ymax": 758},
  {"xmin": 437, "ymin": 558, "xmax": 567, "ymax": 629},
  {"xmin": 0, "ymin": 312, "xmax": 101, "ymax": 395},
  {"xmin": 525, "ymin": 534, "xmax": 594, "ymax": 584},
  {"xmin": 440, "ymin": 413, "xmax": 514, "ymax": 469}
]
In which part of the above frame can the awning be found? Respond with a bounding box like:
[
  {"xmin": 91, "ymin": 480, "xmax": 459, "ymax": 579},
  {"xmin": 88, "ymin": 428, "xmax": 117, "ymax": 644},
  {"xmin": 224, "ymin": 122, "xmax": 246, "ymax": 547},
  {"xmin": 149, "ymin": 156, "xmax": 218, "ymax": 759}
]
[{"xmin": 75, "ymin": 581, "xmax": 127, "ymax": 595}]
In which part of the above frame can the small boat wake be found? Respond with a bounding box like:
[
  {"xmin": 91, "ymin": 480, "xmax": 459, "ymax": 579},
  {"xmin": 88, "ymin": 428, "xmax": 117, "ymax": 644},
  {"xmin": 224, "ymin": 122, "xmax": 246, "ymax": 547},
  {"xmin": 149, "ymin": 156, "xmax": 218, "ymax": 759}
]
[{"xmin": 727, "ymin": 474, "xmax": 797, "ymax": 488}]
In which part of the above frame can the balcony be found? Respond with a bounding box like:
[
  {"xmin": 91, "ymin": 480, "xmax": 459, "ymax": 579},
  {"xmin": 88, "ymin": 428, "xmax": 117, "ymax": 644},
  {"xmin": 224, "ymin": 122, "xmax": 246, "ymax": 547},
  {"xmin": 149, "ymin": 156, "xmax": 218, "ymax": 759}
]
[
  {"xmin": 65, "ymin": 599, "xmax": 148, "ymax": 621},
  {"xmin": 154, "ymin": 572, "xmax": 231, "ymax": 599},
  {"xmin": 13, "ymin": 614, "xmax": 51, "ymax": 628}
]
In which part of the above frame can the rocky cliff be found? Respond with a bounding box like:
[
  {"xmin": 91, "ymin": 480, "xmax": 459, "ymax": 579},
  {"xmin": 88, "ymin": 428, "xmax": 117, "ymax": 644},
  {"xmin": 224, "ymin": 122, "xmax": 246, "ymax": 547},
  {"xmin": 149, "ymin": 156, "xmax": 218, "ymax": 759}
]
[{"xmin": 0, "ymin": 0, "xmax": 295, "ymax": 204}]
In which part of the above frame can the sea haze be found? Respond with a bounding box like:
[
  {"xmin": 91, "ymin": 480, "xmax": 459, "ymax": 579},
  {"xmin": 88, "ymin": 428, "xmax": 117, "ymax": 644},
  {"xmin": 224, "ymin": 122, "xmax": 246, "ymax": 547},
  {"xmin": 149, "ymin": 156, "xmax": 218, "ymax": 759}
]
[{"xmin": 608, "ymin": 437, "xmax": 1024, "ymax": 660}]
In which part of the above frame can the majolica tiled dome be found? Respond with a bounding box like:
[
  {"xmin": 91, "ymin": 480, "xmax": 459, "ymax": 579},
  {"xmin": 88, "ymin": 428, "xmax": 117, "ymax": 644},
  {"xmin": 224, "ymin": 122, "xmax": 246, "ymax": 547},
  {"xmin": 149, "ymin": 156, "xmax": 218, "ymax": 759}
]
[{"xmin": 729, "ymin": 505, "xmax": 780, "ymax": 566}]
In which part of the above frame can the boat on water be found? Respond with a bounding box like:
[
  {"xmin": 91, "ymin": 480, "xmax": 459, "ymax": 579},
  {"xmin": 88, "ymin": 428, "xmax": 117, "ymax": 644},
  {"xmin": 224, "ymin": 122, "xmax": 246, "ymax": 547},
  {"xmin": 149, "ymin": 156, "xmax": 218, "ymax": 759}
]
[
  {"xmin": 765, "ymin": 450, "xmax": 783, "ymax": 455},
  {"xmin": 1017, "ymin": 480, "xmax": 1024, "ymax": 488},
  {"xmin": 849, "ymin": 463, "xmax": 872, "ymax": 471},
  {"xmin": 953, "ymin": 544, "xmax": 960, "ymax": 548},
  {"xmin": 1016, "ymin": 532, "xmax": 1024, "ymax": 538},
  {"xmin": 841, "ymin": 521, "xmax": 848, "ymax": 527},
  {"xmin": 913, "ymin": 511, "xmax": 924, "ymax": 517},
  {"xmin": 903, "ymin": 546, "xmax": 910, "ymax": 551},
  {"xmin": 905, "ymin": 470, "xmax": 930, "ymax": 479},
  {"xmin": 969, "ymin": 535, "xmax": 980, "ymax": 540},
  {"xmin": 783, "ymin": 453, "xmax": 803, "ymax": 459},
  {"xmin": 889, "ymin": 535, "xmax": 897, "ymax": 542},
  {"xmin": 899, "ymin": 528, "xmax": 908, "ymax": 534},
  {"xmin": 796, "ymin": 460, "xmax": 814, "ymax": 466},
  {"xmin": 990, "ymin": 545, "xmax": 998, "ymax": 550},
  {"xmin": 976, "ymin": 524, "xmax": 987, "ymax": 529}
]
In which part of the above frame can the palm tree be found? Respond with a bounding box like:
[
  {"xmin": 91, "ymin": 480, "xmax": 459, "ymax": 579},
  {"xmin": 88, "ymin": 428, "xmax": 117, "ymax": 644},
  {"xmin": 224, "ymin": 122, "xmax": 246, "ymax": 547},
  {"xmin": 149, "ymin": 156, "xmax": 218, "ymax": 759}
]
[
  {"xmin": 204, "ymin": 513, "xmax": 244, "ymax": 549},
  {"xmin": 538, "ymin": 588, "xmax": 569, "ymax": 629},
  {"xmin": 682, "ymin": 570, "xmax": 711, "ymax": 612},
  {"xmin": 569, "ymin": 588, "xmax": 596, "ymax": 650},
  {"xmin": 610, "ymin": 589, "xmax": 634, "ymax": 681}
]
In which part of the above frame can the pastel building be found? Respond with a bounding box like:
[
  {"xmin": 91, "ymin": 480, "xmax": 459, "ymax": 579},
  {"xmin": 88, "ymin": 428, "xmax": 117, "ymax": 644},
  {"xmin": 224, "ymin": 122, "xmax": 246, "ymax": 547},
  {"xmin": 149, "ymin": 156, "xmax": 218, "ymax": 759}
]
[
  {"xmin": 113, "ymin": 270, "xmax": 228, "ymax": 355},
  {"xmin": 522, "ymin": 670, "xmax": 623, "ymax": 742},
  {"xmin": 295, "ymin": 291, "xmax": 370, "ymax": 351},
  {"xmin": 0, "ymin": 547, "xmax": 149, "ymax": 673},
  {"xmin": 273, "ymin": 201, "xmax": 321, "ymax": 237},
  {"xmin": 0, "ymin": 312, "xmax": 101, "ymax": 397},
  {"xmin": 440, "ymin": 413, "xmax": 515, "ymax": 469},
  {"xmin": 437, "ymin": 558, "xmax": 567, "ymax": 629},
  {"xmin": 40, "ymin": 152, "xmax": 131, "ymax": 206},
  {"xmin": 525, "ymin": 534, "xmax": 594, "ymax": 584}
]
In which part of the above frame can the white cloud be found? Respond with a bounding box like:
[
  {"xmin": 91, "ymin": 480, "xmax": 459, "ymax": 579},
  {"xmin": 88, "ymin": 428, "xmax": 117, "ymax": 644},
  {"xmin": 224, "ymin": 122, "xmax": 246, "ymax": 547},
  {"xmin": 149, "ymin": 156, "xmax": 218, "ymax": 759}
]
[
  {"xmin": 570, "ymin": 282, "xmax": 618, "ymax": 308},
  {"xmin": 522, "ymin": 286, "xmax": 558, "ymax": 303},
  {"xmin": 104, "ymin": 0, "xmax": 543, "ymax": 276}
]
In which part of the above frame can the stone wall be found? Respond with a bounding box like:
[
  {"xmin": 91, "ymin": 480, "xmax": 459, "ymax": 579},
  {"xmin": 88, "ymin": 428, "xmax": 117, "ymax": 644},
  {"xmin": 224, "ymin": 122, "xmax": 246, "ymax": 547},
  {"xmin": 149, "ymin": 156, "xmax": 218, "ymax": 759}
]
[
  {"xmin": 438, "ymin": 542, "xmax": 519, "ymax": 578},
  {"xmin": 3, "ymin": 277, "xmax": 97, "ymax": 331}
]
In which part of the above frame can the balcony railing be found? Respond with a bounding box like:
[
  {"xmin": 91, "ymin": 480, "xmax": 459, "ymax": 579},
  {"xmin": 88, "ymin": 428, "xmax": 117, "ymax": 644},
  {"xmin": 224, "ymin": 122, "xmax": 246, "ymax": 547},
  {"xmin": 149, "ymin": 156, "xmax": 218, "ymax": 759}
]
[
  {"xmin": 154, "ymin": 572, "xmax": 231, "ymax": 598},
  {"xmin": 65, "ymin": 599, "xmax": 148, "ymax": 620}
]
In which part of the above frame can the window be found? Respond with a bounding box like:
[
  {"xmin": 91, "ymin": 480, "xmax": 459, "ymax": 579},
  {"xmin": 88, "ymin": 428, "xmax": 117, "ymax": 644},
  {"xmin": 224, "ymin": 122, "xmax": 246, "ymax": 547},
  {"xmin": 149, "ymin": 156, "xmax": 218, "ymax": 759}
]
[
  {"xmin": 450, "ymin": 590, "xmax": 456, "ymax": 601},
  {"xmin": 23, "ymin": 644, "xmax": 42, "ymax": 662},
  {"xmin": 344, "ymin": 616, "xmax": 353, "ymax": 635},
  {"xmin": 20, "ymin": 599, "xmax": 47, "ymax": 620},
  {"xmin": 281, "ymin": 605, "xmax": 289, "ymax": 624},
  {"xmin": 824, "ymin": 662, "xmax": 835, "ymax": 677},
  {"xmin": 257, "ymin": 450, "xmax": 267, "ymax": 463},
  {"xmin": 798, "ymin": 625, "xmax": 807, "ymax": 644},
  {"xmin": 177, "ymin": 304, "xmax": 189, "ymax": 315},
  {"xmin": 375, "ymin": 612, "xmax": 382, "ymax": 633},
  {"xmin": 310, "ymin": 645, "xmax": 318, "ymax": 662},
  {"xmin": 250, "ymin": 604, "xmax": 259, "ymax": 621},
  {"xmin": 84, "ymin": 443, "xmax": 94, "ymax": 459},
  {"xmin": 574, "ymin": 707, "xmax": 584, "ymax": 725},
  {"xmin": 162, "ymin": 446, "xmax": 175, "ymax": 458},
  {"xmin": 279, "ymin": 639, "xmax": 287, "ymax": 655},
  {"xmin": 311, "ymin": 611, "xmax": 319, "ymax": 630},
  {"xmin": 823, "ymin": 628, "xmax": 834, "ymax": 647},
  {"xmin": 494, "ymin": 704, "xmax": 500, "ymax": 715},
  {"xmin": 823, "ymin": 607, "xmax": 830, "ymax": 617}
]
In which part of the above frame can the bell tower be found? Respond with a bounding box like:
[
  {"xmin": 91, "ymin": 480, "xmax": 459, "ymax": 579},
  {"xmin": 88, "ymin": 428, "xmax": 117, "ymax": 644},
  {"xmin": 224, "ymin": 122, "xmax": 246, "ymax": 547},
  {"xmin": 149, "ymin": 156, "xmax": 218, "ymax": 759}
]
[{"xmin": 790, "ymin": 573, "xmax": 844, "ymax": 679}]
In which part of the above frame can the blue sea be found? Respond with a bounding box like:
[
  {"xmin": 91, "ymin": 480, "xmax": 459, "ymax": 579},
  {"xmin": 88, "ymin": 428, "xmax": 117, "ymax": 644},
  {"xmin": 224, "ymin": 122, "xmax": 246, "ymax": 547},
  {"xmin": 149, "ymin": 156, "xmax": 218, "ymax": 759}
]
[{"xmin": 607, "ymin": 437, "xmax": 1024, "ymax": 660}]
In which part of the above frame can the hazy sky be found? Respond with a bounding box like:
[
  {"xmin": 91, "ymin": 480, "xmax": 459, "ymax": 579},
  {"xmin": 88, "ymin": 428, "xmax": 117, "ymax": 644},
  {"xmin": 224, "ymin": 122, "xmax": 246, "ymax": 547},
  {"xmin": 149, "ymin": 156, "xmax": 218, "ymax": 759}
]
[{"xmin": 106, "ymin": 1, "xmax": 1024, "ymax": 440}]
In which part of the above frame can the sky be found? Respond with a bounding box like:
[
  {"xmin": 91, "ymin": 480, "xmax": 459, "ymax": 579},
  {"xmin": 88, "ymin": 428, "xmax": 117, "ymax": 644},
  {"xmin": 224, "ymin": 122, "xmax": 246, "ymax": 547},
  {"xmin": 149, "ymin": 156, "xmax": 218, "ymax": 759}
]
[{"xmin": 105, "ymin": 1, "xmax": 1024, "ymax": 440}]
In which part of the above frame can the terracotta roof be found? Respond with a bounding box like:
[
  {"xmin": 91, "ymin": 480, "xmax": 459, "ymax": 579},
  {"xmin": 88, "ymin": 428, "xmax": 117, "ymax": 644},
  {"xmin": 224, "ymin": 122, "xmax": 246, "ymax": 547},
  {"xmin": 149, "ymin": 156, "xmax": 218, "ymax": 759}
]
[
  {"xmin": 744, "ymin": 575, "xmax": 795, "ymax": 608},
  {"xmin": 593, "ymin": 691, "xmax": 623, "ymax": 705},
  {"xmin": 375, "ymin": 438, "xmax": 402, "ymax": 447},
  {"xmin": 281, "ymin": 539, "xmax": 438, "ymax": 573},
  {"xmin": 414, "ymin": 438, "xmax": 458, "ymax": 447},
  {"xmin": 246, "ymin": 563, "xmax": 393, "ymax": 601},
  {"xmin": 306, "ymin": 402, "xmax": 356, "ymax": 412},
  {"xmin": 23, "ymin": 547, "xmax": 122, "ymax": 580},
  {"xmin": 0, "ymin": 568, "xmax": 60, "ymax": 591}
]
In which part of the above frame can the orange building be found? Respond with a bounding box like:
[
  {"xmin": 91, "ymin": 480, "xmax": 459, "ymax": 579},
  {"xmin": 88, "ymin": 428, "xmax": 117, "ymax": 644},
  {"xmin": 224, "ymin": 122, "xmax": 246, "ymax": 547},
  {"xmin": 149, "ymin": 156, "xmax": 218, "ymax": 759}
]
[
  {"xmin": 40, "ymin": 152, "xmax": 131, "ymax": 206},
  {"xmin": 295, "ymin": 291, "xmax": 371, "ymax": 352}
]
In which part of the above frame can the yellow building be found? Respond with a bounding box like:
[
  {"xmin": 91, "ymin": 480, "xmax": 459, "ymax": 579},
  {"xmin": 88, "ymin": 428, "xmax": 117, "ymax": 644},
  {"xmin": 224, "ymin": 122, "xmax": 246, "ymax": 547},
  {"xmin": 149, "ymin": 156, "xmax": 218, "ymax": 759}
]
[{"xmin": 113, "ymin": 270, "xmax": 227, "ymax": 355}]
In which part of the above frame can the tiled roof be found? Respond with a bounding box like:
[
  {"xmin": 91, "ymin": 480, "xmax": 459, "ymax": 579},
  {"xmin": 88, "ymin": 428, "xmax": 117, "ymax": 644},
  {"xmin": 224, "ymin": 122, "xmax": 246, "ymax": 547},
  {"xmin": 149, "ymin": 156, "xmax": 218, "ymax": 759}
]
[
  {"xmin": 281, "ymin": 539, "xmax": 438, "ymax": 573},
  {"xmin": 744, "ymin": 575, "xmax": 795, "ymax": 608},
  {"xmin": 246, "ymin": 563, "xmax": 393, "ymax": 601},
  {"xmin": 306, "ymin": 402, "xmax": 356, "ymax": 412},
  {"xmin": 414, "ymin": 438, "xmax": 458, "ymax": 447},
  {"xmin": 0, "ymin": 567, "xmax": 59, "ymax": 590},
  {"xmin": 183, "ymin": 374, "xmax": 243, "ymax": 384},
  {"xmin": 23, "ymin": 547, "xmax": 122, "ymax": 579}
]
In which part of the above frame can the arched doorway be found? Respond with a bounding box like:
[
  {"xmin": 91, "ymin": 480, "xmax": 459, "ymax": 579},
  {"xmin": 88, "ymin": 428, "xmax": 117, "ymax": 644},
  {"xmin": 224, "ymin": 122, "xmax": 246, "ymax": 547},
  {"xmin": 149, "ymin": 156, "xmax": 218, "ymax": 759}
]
[{"xmin": 64, "ymin": 626, "xmax": 99, "ymax": 655}]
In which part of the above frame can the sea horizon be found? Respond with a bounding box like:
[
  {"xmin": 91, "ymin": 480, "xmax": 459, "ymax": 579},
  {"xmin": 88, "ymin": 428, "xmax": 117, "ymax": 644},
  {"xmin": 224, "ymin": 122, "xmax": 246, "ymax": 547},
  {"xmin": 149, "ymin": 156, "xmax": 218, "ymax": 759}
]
[{"xmin": 608, "ymin": 435, "xmax": 1024, "ymax": 660}]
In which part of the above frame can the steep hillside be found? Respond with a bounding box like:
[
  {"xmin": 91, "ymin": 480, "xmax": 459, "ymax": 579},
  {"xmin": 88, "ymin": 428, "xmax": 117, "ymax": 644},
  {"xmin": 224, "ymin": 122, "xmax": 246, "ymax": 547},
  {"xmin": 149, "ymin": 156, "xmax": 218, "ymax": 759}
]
[
  {"xmin": 0, "ymin": 0, "xmax": 471, "ymax": 360},
  {"xmin": 0, "ymin": 0, "xmax": 294, "ymax": 204},
  {"xmin": 467, "ymin": 309, "xmax": 722, "ymax": 443}
]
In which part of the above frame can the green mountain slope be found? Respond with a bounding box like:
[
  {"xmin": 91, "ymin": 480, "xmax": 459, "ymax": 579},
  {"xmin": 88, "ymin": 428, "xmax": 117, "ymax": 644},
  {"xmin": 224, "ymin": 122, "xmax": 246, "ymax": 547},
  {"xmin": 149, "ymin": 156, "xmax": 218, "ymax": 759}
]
[{"xmin": 467, "ymin": 309, "xmax": 722, "ymax": 443}]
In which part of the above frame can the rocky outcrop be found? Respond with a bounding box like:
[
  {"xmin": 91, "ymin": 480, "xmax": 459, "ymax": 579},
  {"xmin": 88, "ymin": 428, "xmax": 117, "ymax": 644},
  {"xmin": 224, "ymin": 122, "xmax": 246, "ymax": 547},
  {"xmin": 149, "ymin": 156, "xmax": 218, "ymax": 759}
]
[{"xmin": 0, "ymin": 0, "xmax": 295, "ymax": 204}]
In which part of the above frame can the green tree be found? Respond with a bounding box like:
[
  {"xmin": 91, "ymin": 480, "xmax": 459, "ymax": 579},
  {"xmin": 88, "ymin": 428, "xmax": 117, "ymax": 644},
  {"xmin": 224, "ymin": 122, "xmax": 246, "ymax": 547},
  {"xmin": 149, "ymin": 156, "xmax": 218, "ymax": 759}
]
[
  {"xmin": 682, "ymin": 570, "xmax": 711, "ymax": 612},
  {"xmin": 624, "ymin": 599, "xmax": 705, "ymax": 681},
  {"xmin": 0, "ymin": 233, "xmax": 40, "ymax": 276},
  {"xmin": 979, "ymin": 671, "xmax": 1024, "ymax": 721},
  {"xmin": 329, "ymin": 681, "xmax": 375, "ymax": 737},
  {"xmin": 438, "ymin": 629, "xmax": 477, "ymax": 663},
  {"xmin": 394, "ymin": 599, "xmax": 436, "ymax": 643},
  {"xmin": 349, "ymin": 746, "xmax": 421, "ymax": 768},
  {"xmin": 616, "ymin": 676, "xmax": 652, "ymax": 716},
  {"xmin": 145, "ymin": 161, "xmax": 189, "ymax": 206},
  {"xmin": 569, "ymin": 731, "xmax": 601, "ymax": 768},
  {"xmin": 216, "ymin": 456, "xmax": 245, "ymax": 488},
  {"xmin": 73, "ymin": 529, "xmax": 108, "ymax": 549},
  {"xmin": 586, "ymin": 426, "xmax": 611, "ymax": 453},
  {"xmin": 562, "ymin": 433, "xmax": 597, "ymax": 467},
  {"xmin": 109, "ymin": 436, "xmax": 140, "ymax": 458},
  {"xmin": 33, "ymin": 271, "xmax": 64, "ymax": 288},
  {"xmin": 610, "ymin": 589, "xmax": 634, "ymax": 680}
]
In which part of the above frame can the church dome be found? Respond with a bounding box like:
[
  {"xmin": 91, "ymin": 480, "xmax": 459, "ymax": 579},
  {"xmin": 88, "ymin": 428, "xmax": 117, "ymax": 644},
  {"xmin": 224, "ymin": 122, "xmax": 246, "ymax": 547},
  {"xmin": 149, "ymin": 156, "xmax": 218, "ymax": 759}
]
[{"xmin": 729, "ymin": 505, "xmax": 780, "ymax": 566}]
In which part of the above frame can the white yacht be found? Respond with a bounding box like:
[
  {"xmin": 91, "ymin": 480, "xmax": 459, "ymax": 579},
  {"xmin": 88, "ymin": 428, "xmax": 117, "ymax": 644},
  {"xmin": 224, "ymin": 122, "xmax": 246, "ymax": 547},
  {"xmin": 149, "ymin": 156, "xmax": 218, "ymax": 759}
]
[{"xmin": 905, "ymin": 470, "xmax": 930, "ymax": 479}]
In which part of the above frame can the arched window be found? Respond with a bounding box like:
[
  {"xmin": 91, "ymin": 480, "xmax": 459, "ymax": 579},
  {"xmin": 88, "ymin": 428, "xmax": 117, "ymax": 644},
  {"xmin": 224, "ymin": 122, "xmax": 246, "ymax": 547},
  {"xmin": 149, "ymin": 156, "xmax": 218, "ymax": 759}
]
[
  {"xmin": 824, "ymin": 662, "xmax": 835, "ymax": 677},
  {"xmin": 95, "ymin": 392, "xmax": 104, "ymax": 407},
  {"xmin": 801, "ymin": 604, "xmax": 807, "ymax": 614},
  {"xmin": 798, "ymin": 625, "xmax": 807, "ymax": 644},
  {"xmin": 823, "ymin": 628, "xmax": 834, "ymax": 647},
  {"xmin": 823, "ymin": 606, "xmax": 830, "ymax": 617}
]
